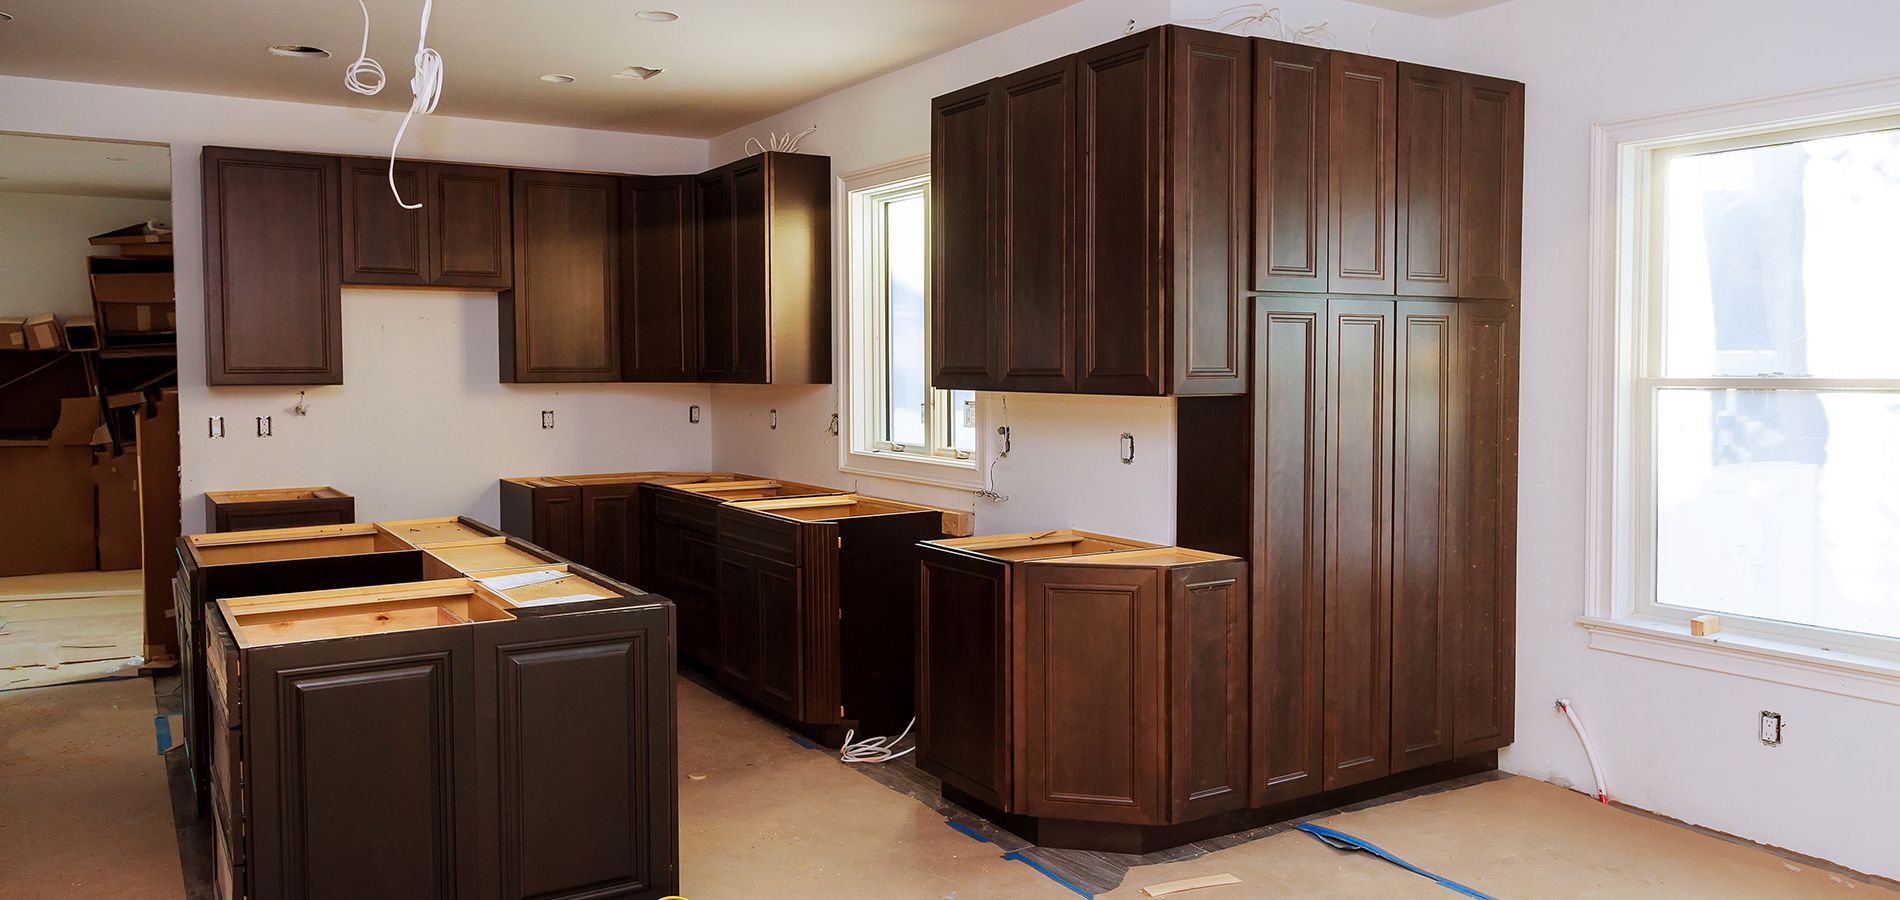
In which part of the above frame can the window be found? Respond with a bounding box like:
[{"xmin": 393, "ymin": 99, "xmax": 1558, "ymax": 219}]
[
  {"xmin": 1606, "ymin": 107, "xmax": 1900, "ymax": 657},
  {"xmin": 842, "ymin": 158, "xmax": 983, "ymax": 488}
]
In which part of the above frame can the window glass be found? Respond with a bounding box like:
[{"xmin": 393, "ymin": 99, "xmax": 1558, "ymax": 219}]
[{"xmin": 883, "ymin": 192, "xmax": 928, "ymax": 446}]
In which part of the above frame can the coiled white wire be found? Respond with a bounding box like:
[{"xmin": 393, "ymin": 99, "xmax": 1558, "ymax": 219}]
[
  {"xmin": 838, "ymin": 717, "xmax": 916, "ymax": 764},
  {"xmin": 346, "ymin": 0, "xmax": 443, "ymax": 209},
  {"xmin": 344, "ymin": 0, "xmax": 387, "ymax": 97}
]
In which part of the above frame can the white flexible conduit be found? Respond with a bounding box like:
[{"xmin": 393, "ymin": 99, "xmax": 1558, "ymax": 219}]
[
  {"xmin": 346, "ymin": 0, "xmax": 443, "ymax": 209},
  {"xmin": 1555, "ymin": 698, "xmax": 1610, "ymax": 804},
  {"xmin": 838, "ymin": 717, "xmax": 917, "ymax": 764}
]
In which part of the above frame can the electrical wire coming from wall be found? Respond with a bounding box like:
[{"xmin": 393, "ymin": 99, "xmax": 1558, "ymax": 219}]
[
  {"xmin": 838, "ymin": 717, "xmax": 916, "ymax": 764},
  {"xmin": 346, "ymin": 0, "xmax": 444, "ymax": 209},
  {"xmin": 975, "ymin": 396, "xmax": 1010, "ymax": 502},
  {"xmin": 1180, "ymin": 3, "xmax": 1349, "ymax": 49},
  {"xmin": 1555, "ymin": 698, "xmax": 1610, "ymax": 804}
]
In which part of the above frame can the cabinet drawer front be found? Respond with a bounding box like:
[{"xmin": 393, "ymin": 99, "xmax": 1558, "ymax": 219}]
[
  {"xmin": 716, "ymin": 506, "xmax": 803, "ymax": 567},
  {"xmin": 650, "ymin": 489, "xmax": 717, "ymax": 532}
]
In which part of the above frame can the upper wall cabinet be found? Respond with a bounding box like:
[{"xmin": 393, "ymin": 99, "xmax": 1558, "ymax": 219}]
[
  {"xmin": 1252, "ymin": 41, "xmax": 1330, "ymax": 293},
  {"xmin": 621, "ymin": 175, "xmax": 699, "ymax": 382},
  {"xmin": 341, "ymin": 160, "xmax": 513, "ymax": 289},
  {"xmin": 695, "ymin": 152, "xmax": 831, "ymax": 385},
  {"xmin": 202, "ymin": 147, "xmax": 344, "ymax": 385},
  {"xmin": 1457, "ymin": 75, "xmax": 1525, "ymax": 300},
  {"xmin": 930, "ymin": 25, "xmax": 1251, "ymax": 397},
  {"xmin": 501, "ymin": 170, "xmax": 621, "ymax": 383},
  {"xmin": 1328, "ymin": 52, "xmax": 1399, "ymax": 294}
]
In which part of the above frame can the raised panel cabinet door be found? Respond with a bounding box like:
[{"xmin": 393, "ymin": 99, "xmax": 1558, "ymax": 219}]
[
  {"xmin": 581, "ymin": 484, "xmax": 640, "ymax": 583},
  {"xmin": 996, "ymin": 59, "xmax": 1077, "ymax": 393},
  {"xmin": 716, "ymin": 545, "xmax": 764, "ymax": 699},
  {"xmin": 754, "ymin": 554, "xmax": 804, "ymax": 719},
  {"xmin": 1249, "ymin": 296, "xmax": 1328, "ymax": 806},
  {"xmin": 244, "ymin": 630, "xmax": 478, "ymax": 900},
  {"xmin": 1396, "ymin": 65, "xmax": 1461, "ymax": 297},
  {"xmin": 1390, "ymin": 301, "xmax": 1459, "ymax": 773},
  {"xmin": 694, "ymin": 169, "xmax": 739, "ymax": 381},
  {"xmin": 1019, "ymin": 562, "xmax": 1166, "ymax": 825},
  {"xmin": 931, "ymin": 81, "xmax": 1003, "ymax": 391},
  {"xmin": 1169, "ymin": 27, "xmax": 1252, "ymax": 397},
  {"xmin": 428, "ymin": 164, "xmax": 513, "ymax": 289},
  {"xmin": 503, "ymin": 171, "xmax": 620, "ymax": 382},
  {"xmin": 1074, "ymin": 29, "xmax": 1167, "ymax": 396},
  {"xmin": 729, "ymin": 158, "xmax": 770, "ymax": 383},
  {"xmin": 916, "ymin": 548, "xmax": 1013, "ymax": 810},
  {"xmin": 1327, "ymin": 53, "xmax": 1399, "ymax": 295},
  {"xmin": 1323, "ymin": 297, "xmax": 1395, "ymax": 791},
  {"xmin": 620, "ymin": 175, "xmax": 698, "ymax": 382},
  {"xmin": 1166, "ymin": 558, "xmax": 1249, "ymax": 823},
  {"xmin": 341, "ymin": 156, "xmax": 429, "ymax": 286},
  {"xmin": 202, "ymin": 147, "xmax": 343, "ymax": 385},
  {"xmin": 1252, "ymin": 41, "xmax": 1330, "ymax": 293},
  {"xmin": 1455, "ymin": 300, "xmax": 1518, "ymax": 755},
  {"xmin": 1458, "ymin": 76, "xmax": 1525, "ymax": 300},
  {"xmin": 472, "ymin": 606, "xmax": 677, "ymax": 900},
  {"xmin": 533, "ymin": 487, "xmax": 584, "ymax": 564},
  {"xmin": 650, "ymin": 522, "xmax": 719, "ymax": 668}
]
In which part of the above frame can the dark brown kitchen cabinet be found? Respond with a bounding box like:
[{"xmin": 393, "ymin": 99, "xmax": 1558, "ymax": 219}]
[
  {"xmin": 620, "ymin": 175, "xmax": 698, "ymax": 382},
  {"xmin": 1455, "ymin": 300, "xmax": 1518, "ymax": 755},
  {"xmin": 1390, "ymin": 300, "xmax": 1459, "ymax": 772},
  {"xmin": 1396, "ymin": 66, "xmax": 1461, "ymax": 297},
  {"xmin": 205, "ymin": 487, "xmax": 355, "ymax": 533},
  {"xmin": 582, "ymin": 481, "xmax": 643, "ymax": 584},
  {"xmin": 928, "ymin": 25, "xmax": 1249, "ymax": 397},
  {"xmin": 1252, "ymin": 42, "xmax": 1330, "ymax": 293},
  {"xmin": 342, "ymin": 160, "xmax": 512, "ymax": 289},
  {"xmin": 201, "ymin": 147, "xmax": 343, "ymax": 385},
  {"xmin": 916, "ymin": 534, "xmax": 1246, "ymax": 851},
  {"xmin": 694, "ymin": 152, "xmax": 831, "ymax": 385},
  {"xmin": 1458, "ymin": 77, "xmax": 1525, "ymax": 300},
  {"xmin": 1328, "ymin": 53, "xmax": 1399, "ymax": 295},
  {"xmin": 501, "ymin": 170, "xmax": 620, "ymax": 382},
  {"xmin": 500, "ymin": 477, "xmax": 584, "ymax": 562}
]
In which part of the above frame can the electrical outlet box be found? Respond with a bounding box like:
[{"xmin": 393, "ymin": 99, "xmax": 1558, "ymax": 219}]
[
  {"xmin": 1760, "ymin": 711, "xmax": 1783, "ymax": 746},
  {"xmin": 689, "ymin": 404, "xmax": 701, "ymax": 424},
  {"xmin": 540, "ymin": 410, "xmax": 555, "ymax": 430}
]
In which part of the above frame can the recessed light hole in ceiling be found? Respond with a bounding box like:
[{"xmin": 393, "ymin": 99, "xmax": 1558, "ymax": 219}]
[
  {"xmin": 634, "ymin": 10, "xmax": 679, "ymax": 23},
  {"xmin": 268, "ymin": 44, "xmax": 331, "ymax": 59},
  {"xmin": 613, "ymin": 66, "xmax": 664, "ymax": 81},
  {"xmin": 540, "ymin": 74, "xmax": 578, "ymax": 84}
]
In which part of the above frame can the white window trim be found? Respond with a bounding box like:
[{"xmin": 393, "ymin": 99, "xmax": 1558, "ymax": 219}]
[
  {"xmin": 1584, "ymin": 73, "xmax": 1900, "ymax": 702},
  {"xmin": 838, "ymin": 155, "xmax": 989, "ymax": 491}
]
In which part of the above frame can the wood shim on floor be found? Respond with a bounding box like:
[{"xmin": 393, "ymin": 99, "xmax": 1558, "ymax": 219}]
[{"xmin": 1140, "ymin": 873, "xmax": 1243, "ymax": 896}]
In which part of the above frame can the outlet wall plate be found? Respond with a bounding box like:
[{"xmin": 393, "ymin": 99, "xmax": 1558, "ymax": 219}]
[
  {"xmin": 1760, "ymin": 710, "xmax": 1783, "ymax": 746},
  {"xmin": 540, "ymin": 410, "xmax": 555, "ymax": 430},
  {"xmin": 689, "ymin": 404, "xmax": 701, "ymax": 424}
]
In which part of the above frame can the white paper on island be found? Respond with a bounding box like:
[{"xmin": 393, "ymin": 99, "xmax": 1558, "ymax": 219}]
[
  {"xmin": 477, "ymin": 569, "xmax": 569, "ymax": 590},
  {"xmin": 510, "ymin": 593, "xmax": 614, "ymax": 608}
]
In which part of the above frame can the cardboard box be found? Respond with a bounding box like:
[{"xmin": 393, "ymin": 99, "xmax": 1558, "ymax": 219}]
[
  {"xmin": 23, "ymin": 314, "xmax": 63, "ymax": 350},
  {"xmin": 0, "ymin": 317, "xmax": 24, "ymax": 350},
  {"xmin": 64, "ymin": 315, "xmax": 100, "ymax": 351},
  {"xmin": 95, "ymin": 446, "xmax": 142, "ymax": 572}
]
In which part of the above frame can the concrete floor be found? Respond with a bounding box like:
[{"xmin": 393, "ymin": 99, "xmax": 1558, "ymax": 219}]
[
  {"xmin": 0, "ymin": 569, "xmax": 145, "ymax": 691},
  {"xmin": 2, "ymin": 670, "xmax": 1891, "ymax": 899}
]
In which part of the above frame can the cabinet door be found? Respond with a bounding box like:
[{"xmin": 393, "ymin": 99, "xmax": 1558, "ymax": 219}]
[
  {"xmin": 503, "ymin": 171, "xmax": 620, "ymax": 382},
  {"xmin": 1322, "ymin": 297, "xmax": 1394, "ymax": 791},
  {"xmin": 533, "ymin": 486, "xmax": 584, "ymax": 563},
  {"xmin": 652, "ymin": 523, "xmax": 719, "ymax": 668},
  {"xmin": 1250, "ymin": 296, "xmax": 1328, "ymax": 806},
  {"xmin": 715, "ymin": 545, "xmax": 763, "ymax": 699},
  {"xmin": 1252, "ymin": 41, "xmax": 1330, "ymax": 293},
  {"xmin": 581, "ymin": 484, "xmax": 640, "ymax": 583},
  {"xmin": 244, "ymin": 630, "xmax": 478, "ymax": 900},
  {"xmin": 1170, "ymin": 27, "xmax": 1252, "ymax": 397},
  {"xmin": 620, "ymin": 175, "xmax": 698, "ymax": 382},
  {"xmin": 694, "ymin": 170, "xmax": 738, "ymax": 381},
  {"xmin": 996, "ymin": 59, "xmax": 1077, "ymax": 393},
  {"xmin": 1455, "ymin": 300, "xmax": 1517, "ymax": 755},
  {"xmin": 341, "ymin": 157, "xmax": 429, "ymax": 286},
  {"xmin": 472, "ymin": 606, "xmax": 676, "ymax": 900},
  {"xmin": 729, "ymin": 158, "xmax": 770, "ymax": 383},
  {"xmin": 930, "ymin": 81, "xmax": 1002, "ymax": 390},
  {"xmin": 1391, "ymin": 301, "xmax": 1459, "ymax": 772},
  {"xmin": 1018, "ymin": 562, "xmax": 1165, "ymax": 824},
  {"xmin": 1074, "ymin": 30, "xmax": 1167, "ymax": 396},
  {"xmin": 202, "ymin": 147, "xmax": 343, "ymax": 385},
  {"xmin": 916, "ymin": 548, "xmax": 1013, "ymax": 810},
  {"xmin": 1327, "ymin": 53, "xmax": 1398, "ymax": 294},
  {"xmin": 1397, "ymin": 66, "xmax": 1461, "ymax": 297},
  {"xmin": 754, "ymin": 554, "xmax": 804, "ymax": 719},
  {"xmin": 428, "ymin": 164, "xmax": 512, "ymax": 289},
  {"xmin": 1458, "ymin": 77, "xmax": 1525, "ymax": 300},
  {"xmin": 1165, "ymin": 558, "xmax": 1249, "ymax": 823}
]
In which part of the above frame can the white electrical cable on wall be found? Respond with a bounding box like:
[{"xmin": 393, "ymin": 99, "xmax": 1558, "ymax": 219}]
[
  {"xmin": 346, "ymin": 0, "xmax": 444, "ymax": 209},
  {"xmin": 1555, "ymin": 698, "xmax": 1610, "ymax": 804},
  {"xmin": 838, "ymin": 717, "xmax": 916, "ymax": 764}
]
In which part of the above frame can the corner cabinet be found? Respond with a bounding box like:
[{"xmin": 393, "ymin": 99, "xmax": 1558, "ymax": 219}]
[
  {"xmin": 929, "ymin": 25, "xmax": 1250, "ymax": 397},
  {"xmin": 694, "ymin": 152, "xmax": 831, "ymax": 385},
  {"xmin": 202, "ymin": 147, "xmax": 344, "ymax": 385},
  {"xmin": 501, "ymin": 170, "xmax": 621, "ymax": 382}
]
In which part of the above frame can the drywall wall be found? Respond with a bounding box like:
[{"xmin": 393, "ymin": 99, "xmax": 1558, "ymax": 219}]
[
  {"xmin": 1441, "ymin": 0, "xmax": 1900, "ymax": 881},
  {"xmin": 0, "ymin": 192, "xmax": 172, "ymax": 317},
  {"xmin": 0, "ymin": 74, "xmax": 713, "ymax": 531}
]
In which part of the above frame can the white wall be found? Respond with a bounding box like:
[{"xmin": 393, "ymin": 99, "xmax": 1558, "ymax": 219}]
[
  {"xmin": 0, "ymin": 75, "xmax": 713, "ymax": 531},
  {"xmin": 1439, "ymin": 0, "xmax": 1900, "ymax": 882},
  {"xmin": 0, "ymin": 192, "xmax": 172, "ymax": 317}
]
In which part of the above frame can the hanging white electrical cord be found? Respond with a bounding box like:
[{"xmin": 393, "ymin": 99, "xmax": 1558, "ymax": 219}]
[
  {"xmin": 1555, "ymin": 698, "xmax": 1610, "ymax": 804},
  {"xmin": 344, "ymin": 0, "xmax": 387, "ymax": 97},
  {"xmin": 838, "ymin": 717, "xmax": 917, "ymax": 764},
  {"xmin": 743, "ymin": 124, "xmax": 818, "ymax": 156},
  {"xmin": 1180, "ymin": 3, "xmax": 1339, "ymax": 47}
]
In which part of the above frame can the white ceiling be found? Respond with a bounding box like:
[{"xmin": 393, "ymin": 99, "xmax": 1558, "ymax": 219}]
[
  {"xmin": 1348, "ymin": 0, "xmax": 1511, "ymax": 18},
  {"xmin": 0, "ymin": 133, "xmax": 171, "ymax": 200},
  {"xmin": 0, "ymin": 0, "xmax": 1083, "ymax": 138}
]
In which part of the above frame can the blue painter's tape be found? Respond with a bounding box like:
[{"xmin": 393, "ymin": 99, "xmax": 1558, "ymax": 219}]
[
  {"xmin": 154, "ymin": 714, "xmax": 174, "ymax": 756},
  {"xmin": 1295, "ymin": 823, "xmax": 1496, "ymax": 899},
  {"xmin": 786, "ymin": 733, "xmax": 821, "ymax": 750},
  {"xmin": 1002, "ymin": 851, "xmax": 1092, "ymax": 898},
  {"xmin": 945, "ymin": 819, "xmax": 990, "ymax": 843}
]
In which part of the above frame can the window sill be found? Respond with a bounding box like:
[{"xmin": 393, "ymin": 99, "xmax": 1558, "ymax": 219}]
[
  {"xmin": 1579, "ymin": 615, "xmax": 1900, "ymax": 706},
  {"xmin": 841, "ymin": 448, "xmax": 984, "ymax": 492}
]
